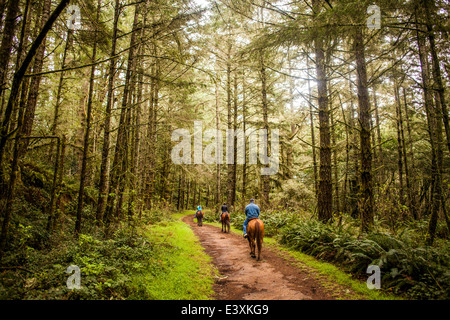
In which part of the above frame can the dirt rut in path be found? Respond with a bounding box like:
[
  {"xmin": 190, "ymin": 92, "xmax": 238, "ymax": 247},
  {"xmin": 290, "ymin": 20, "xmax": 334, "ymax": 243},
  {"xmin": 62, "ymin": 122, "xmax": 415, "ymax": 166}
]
[{"xmin": 183, "ymin": 215, "xmax": 333, "ymax": 300}]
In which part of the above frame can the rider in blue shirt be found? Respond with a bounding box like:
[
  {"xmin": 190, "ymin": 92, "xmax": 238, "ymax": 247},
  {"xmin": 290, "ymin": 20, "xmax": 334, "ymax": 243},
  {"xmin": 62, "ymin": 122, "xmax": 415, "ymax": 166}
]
[
  {"xmin": 195, "ymin": 205, "xmax": 202, "ymax": 218},
  {"xmin": 243, "ymin": 199, "xmax": 260, "ymax": 239}
]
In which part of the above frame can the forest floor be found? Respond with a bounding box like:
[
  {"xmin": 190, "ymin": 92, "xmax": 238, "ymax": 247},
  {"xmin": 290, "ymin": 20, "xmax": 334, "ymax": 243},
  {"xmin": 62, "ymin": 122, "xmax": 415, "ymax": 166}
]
[{"xmin": 182, "ymin": 213, "xmax": 380, "ymax": 300}]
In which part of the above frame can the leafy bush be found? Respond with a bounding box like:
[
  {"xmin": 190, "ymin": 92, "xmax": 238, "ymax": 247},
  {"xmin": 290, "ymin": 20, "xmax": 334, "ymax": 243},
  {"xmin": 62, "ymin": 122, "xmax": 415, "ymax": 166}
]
[
  {"xmin": 270, "ymin": 179, "xmax": 315, "ymax": 212},
  {"xmin": 0, "ymin": 224, "xmax": 170, "ymax": 299},
  {"xmin": 278, "ymin": 216, "xmax": 450, "ymax": 300}
]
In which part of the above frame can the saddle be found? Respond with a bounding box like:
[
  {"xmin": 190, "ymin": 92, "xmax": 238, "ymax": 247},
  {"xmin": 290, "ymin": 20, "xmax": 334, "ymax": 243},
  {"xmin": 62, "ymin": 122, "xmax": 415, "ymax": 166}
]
[{"xmin": 248, "ymin": 217, "xmax": 258, "ymax": 221}]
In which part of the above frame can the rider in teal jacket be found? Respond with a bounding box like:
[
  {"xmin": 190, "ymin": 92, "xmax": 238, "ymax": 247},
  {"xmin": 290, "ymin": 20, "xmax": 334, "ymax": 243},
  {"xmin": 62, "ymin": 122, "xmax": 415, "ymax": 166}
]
[{"xmin": 195, "ymin": 205, "xmax": 202, "ymax": 218}]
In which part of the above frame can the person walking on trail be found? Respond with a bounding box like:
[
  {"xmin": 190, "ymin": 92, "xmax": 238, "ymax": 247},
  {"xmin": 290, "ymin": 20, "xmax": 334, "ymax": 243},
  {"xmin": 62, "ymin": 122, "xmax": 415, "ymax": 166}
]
[
  {"xmin": 195, "ymin": 205, "xmax": 202, "ymax": 218},
  {"xmin": 220, "ymin": 203, "xmax": 228, "ymax": 222},
  {"xmin": 243, "ymin": 198, "xmax": 260, "ymax": 239}
]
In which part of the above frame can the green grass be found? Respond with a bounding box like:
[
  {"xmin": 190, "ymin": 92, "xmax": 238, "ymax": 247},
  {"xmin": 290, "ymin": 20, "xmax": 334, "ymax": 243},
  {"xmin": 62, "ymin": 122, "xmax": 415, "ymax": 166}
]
[{"xmin": 129, "ymin": 213, "xmax": 217, "ymax": 300}]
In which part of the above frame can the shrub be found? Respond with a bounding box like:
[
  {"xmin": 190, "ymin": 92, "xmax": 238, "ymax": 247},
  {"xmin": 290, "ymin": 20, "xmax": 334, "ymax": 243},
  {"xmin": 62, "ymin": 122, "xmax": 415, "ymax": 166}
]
[{"xmin": 278, "ymin": 217, "xmax": 450, "ymax": 300}]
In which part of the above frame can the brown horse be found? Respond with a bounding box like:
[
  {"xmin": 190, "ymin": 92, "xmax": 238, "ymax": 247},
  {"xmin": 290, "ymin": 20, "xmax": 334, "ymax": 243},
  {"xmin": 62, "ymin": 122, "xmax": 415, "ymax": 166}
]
[
  {"xmin": 247, "ymin": 218, "xmax": 264, "ymax": 261},
  {"xmin": 221, "ymin": 212, "xmax": 230, "ymax": 233},
  {"xmin": 196, "ymin": 211, "xmax": 203, "ymax": 226}
]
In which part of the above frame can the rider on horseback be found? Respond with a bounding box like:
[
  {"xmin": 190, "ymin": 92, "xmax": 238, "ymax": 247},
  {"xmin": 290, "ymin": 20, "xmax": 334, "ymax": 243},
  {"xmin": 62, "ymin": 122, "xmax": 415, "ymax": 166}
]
[
  {"xmin": 195, "ymin": 204, "xmax": 202, "ymax": 218},
  {"xmin": 220, "ymin": 203, "xmax": 228, "ymax": 222},
  {"xmin": 243, "ymin": 198, "xmax": 260, "ymax": 239}
]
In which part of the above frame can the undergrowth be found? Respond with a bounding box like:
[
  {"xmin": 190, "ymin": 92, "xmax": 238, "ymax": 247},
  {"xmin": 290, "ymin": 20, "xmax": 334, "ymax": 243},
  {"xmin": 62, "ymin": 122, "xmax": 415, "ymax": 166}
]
[
  {"xmin": 0, "ymin": 160, "xmax": 216, "ymax": 300},
  {"xmin": 0, "ymin": 208, "xmax": 214, "ymax": 300}
]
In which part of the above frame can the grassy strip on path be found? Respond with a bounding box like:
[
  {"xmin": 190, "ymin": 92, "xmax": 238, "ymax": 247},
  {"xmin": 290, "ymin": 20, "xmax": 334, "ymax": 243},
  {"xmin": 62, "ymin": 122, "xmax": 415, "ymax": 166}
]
[
  {"xmin": 129, "ymin": 211, "xmax": 217, "ymax": 300},
  {"xmin": 201, "ymin": 214, "xmax": 399, "ymax": 300}
]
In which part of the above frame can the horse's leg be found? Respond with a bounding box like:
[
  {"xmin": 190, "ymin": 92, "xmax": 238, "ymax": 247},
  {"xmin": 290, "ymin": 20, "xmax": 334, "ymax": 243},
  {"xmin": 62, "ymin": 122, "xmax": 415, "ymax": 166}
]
[
  {"xmin": 247, "ymin": 237, "xmax": 253, "ymax": 256},
  {"xmin": 252, "ymin": 239, "xmax": 256, "ymax": 258},
  {"xmin": 256, "ymin": 238, "xmax": 261, "ymax": 261},
  {"xmin": 249, "ymin": 237, "xmax": 256, "ymax": 258},
  {"xmin": 255, "ymin": 221, "xmax": 263, "ymax": 261}
]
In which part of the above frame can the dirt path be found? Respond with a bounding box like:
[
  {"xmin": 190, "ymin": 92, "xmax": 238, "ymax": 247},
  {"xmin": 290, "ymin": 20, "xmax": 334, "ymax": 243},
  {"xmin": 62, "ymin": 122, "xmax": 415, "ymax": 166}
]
[{"xmin": 183, "ymin": 214, "xmax": 334, "ymax": 300}]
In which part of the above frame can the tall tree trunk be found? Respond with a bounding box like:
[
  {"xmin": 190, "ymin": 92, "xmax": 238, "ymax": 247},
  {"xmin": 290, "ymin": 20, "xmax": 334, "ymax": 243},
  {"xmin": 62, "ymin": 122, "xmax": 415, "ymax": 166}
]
[
  {"xmin": 74, "ymin": 0, "xmax": 101, "ymax": 236},
  {"xmin": 144, "ymin": 34, "xmax": 159, "ymax": 210},
  {"xmin": 394, "ymin": 82, "xmax": 405, "ymax": 209},
  {"xmin": 96, "ymin": 0, "xmax": 120, "ymax": 225},
  {"xmin": 192, "ymin": 181, "xmax": 197, "ymax": 208},
  {"xmin": 402, "ymin": 88, "xmax": 415, "ymax": 171},
  {"xmin": 431, "ymin": 91, "xmax": 446, "ymax": 241},
  {"xmin": 19, "ymin": 0, "xmax": 51, "ymax": 152},
  {"xmin": 340, "ymin": 94, "xmax": 349, "ymax": 217},
  {"xmin": 128, "ymin": 37, "xmax": 143, "ymax": 218},
  {"xmin": 415, "ymin": 9, "xmax": 442, "ymax": 245},
  {"xmin": 116, "ymin": 37, "xmax": 138, "ymax": 220},
  {"xmin": 215, "ymin": 78, "xmax": 221, "ymax": 207},
  {"xmin": 104, "ymin": 3, "xmax": 139, "ymax": 227},
  {"xmin": 399, "ymin": 87, "xmax": 416, "ymax": 220},
  {"xmin": 286, "ymin": 48, "xmax": 295, "ymax": 179},
  {"xmin": 354, "ymin": 26, "xmax": 373, "ymax": 232},
  {"xmin": 232, "ymin": 73, "xmax": 238, "ymax": 205},
  {"xmin": 242, "ymin": 69, "xmax": 247, "ymax": 200},
  {"xmin": 0, "ymin": 0, "xmax": 20, "ymax": 101},
  {"xmin": 161, "ymin": 123, "xmax": 171, "ymax": 201},
  {"xmin": 46, "ymin": 136, "xmax": 61, "ymax": 233},
  {"xmin": 259, "ymin": 49, "xmax": 270, "ymax": 208},
  {"xmin": 348, "ymin": 69, "xmax": 359, "ymax": 219},
  {"xmin": 373, "ymin": 84, "xmax": 384, "ymax": 179},
  {"xmin": 177, "ymin": 172, "xmax": 182, "ymax": 211},
  {"xmin": 313, "ymin": 0, "xmax": 332, "ymax": 222},
  {"xmin": 331, "ymin": 107, "xmax": 339, "ymax": 213},
  {"xmin": 422, "ymin": 0, "xmax": 450, "ymax": 153},
  {"xmin": 226, "ymin": 48, "xmax": 234, "ymax": 208},
  {"xmin": 185, "ymin": 180, "xmax": 191, "ymax": 210},
  {"xmin": 307, "ymin": 56, "xmax": 318, "ymax": 199},
  {"xmin": 48, "ymin": 134, "xmax": 66, "ymax": 232}
]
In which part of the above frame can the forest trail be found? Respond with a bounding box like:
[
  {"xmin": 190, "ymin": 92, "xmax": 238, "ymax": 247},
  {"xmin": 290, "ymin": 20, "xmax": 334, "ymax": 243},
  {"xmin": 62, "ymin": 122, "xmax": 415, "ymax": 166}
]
[{"xmin": 182, "ymin": 214, "xmax": 334, "ymax": 300}]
